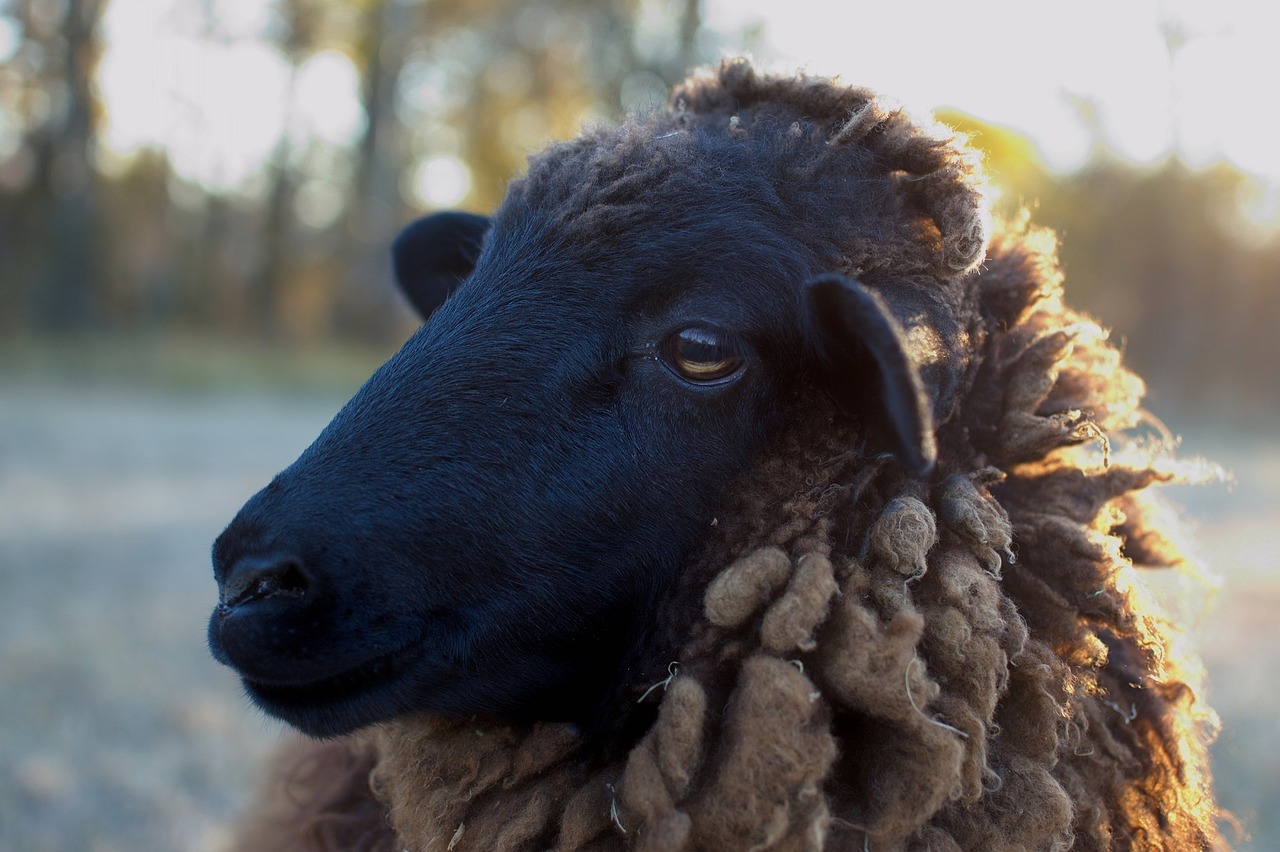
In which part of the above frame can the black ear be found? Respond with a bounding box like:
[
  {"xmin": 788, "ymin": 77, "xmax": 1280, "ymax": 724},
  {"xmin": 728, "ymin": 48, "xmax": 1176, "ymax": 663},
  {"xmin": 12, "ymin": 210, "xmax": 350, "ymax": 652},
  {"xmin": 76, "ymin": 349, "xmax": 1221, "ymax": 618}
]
[
  {"xmin": 804, "ymin": 273, "xmax": 937, "ymax": 477},
  {"xmin": 392, "ymin": 211, "xmax": 491, "ymax": 320}
]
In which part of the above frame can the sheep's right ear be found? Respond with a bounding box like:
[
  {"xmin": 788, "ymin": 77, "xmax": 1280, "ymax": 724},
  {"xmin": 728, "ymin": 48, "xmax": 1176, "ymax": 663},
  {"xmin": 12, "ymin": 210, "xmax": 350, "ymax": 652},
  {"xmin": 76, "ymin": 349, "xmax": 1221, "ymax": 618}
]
[
  {"xmin": 803, "ymin": 273, "xmax": 937, "ymax": 477},
  {"xmin": 392, "ymin": 211, "xmax": 491, "ymax": 320}
]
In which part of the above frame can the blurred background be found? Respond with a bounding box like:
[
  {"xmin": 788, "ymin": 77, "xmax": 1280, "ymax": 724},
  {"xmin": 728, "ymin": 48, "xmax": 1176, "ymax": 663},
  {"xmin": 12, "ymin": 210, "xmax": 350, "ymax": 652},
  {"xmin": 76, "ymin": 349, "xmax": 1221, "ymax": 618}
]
[{"xmin": 1, "ymin": 0, "xmax": 1276, "ymax": 849}]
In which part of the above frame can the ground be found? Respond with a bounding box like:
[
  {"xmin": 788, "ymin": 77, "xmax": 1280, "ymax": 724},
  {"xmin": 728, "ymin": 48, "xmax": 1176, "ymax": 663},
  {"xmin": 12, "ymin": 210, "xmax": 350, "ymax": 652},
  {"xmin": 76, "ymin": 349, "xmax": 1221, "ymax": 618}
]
[{"xmin": 0, "ymin": 366, "xmax": 1275, "ymax": 850}]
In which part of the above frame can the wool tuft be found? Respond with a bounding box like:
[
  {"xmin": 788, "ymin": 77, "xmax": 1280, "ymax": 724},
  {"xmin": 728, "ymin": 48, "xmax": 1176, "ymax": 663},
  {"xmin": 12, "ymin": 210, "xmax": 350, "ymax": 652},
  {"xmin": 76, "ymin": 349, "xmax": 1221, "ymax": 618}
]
[
  {"xmin": 868, "ymin": 496, "xmax": 937, "ymax": 580},
  {"xmin": 704, "ymin": 546, "xmax": 792, "ymax": 629}
]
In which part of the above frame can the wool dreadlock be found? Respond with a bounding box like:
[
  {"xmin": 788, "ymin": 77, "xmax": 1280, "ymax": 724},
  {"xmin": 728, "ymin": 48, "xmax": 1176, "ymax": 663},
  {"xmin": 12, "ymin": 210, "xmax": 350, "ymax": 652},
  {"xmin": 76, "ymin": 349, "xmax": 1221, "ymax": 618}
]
[{"xmin": 230, "ymin": 61, "xmax": 1220, "ymax": 851}]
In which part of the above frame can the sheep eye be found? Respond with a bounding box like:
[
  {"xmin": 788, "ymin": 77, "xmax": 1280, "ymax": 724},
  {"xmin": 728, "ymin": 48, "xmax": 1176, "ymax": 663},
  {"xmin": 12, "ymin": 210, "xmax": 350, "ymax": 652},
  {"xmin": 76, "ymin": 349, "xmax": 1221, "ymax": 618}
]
[{"xmin": 660, "ymin": 327, "xmax": 745, "ymax": 385}]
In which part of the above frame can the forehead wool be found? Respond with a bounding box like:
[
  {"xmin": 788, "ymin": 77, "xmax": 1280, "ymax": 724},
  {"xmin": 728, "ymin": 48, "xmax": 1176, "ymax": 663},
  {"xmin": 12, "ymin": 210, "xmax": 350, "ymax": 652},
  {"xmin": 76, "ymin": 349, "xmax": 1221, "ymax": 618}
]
[{"xmin": 502, "ymin": 60, "xmax": 987, "ymax": 287}]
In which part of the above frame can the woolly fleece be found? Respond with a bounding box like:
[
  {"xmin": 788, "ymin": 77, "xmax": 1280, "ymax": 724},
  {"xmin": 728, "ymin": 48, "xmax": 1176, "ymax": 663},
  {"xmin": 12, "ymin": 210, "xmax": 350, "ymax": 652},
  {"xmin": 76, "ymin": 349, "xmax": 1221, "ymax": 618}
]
[{"xmin": 231, "ymin": 61, "xmax": 1221, "ymax": 851}]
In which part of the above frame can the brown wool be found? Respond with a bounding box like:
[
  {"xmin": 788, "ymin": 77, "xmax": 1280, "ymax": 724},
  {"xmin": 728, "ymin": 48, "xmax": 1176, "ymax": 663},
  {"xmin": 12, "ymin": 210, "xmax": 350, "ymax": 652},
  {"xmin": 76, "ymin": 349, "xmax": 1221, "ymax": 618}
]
[
  {"xmin": 705, "ymin": 546, "xmax": 793, "ymax": 629},
  {"xmin": 652, "ymin": 677, "xmax": 706, "ymax": 799},
  {"xmin": 760, "ymin": 552, "xmax": 840, "ymax": 654},
  {"xmin": 683, "ymin": 655, "xmax": 837, "ymax": 851},
  {"xmin": 829, "ymin": 98, "xmax": 889, "ymax": 147},
  {"xmin": 868, "ymin": 497, "xmax": 937, "ymax": 580},
  {"xmin": 936, "ymin": 474, "xmax": 1014, "ymax": 576},
  {"xmin": 230, "ymin": 61, "xmax": 1221, "ymax": 852}
]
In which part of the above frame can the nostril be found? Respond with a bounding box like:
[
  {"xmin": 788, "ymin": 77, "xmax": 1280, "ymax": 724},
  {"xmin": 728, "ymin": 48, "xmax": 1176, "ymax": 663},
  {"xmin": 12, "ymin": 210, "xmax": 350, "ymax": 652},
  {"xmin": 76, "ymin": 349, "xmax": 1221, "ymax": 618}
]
[{"xmin": 219, "ymin": 553, "xmax": 312, "ymax": 609}]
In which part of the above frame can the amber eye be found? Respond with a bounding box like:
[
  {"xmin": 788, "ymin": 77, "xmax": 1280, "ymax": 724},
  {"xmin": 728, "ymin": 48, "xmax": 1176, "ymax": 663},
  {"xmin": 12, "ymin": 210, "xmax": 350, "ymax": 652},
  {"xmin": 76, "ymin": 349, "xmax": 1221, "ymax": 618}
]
[{"xmin": 660, "ymin": 327, "xmax": 746, "ymax": 385}]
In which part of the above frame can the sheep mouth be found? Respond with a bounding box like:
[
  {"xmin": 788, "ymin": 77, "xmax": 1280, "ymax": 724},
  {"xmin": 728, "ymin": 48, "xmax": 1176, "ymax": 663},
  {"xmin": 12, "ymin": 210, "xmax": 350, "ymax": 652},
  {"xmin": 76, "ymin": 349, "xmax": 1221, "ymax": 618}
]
[{"xmin": 241, "ymin": 640, "xmax": 431, "ymax": 736}]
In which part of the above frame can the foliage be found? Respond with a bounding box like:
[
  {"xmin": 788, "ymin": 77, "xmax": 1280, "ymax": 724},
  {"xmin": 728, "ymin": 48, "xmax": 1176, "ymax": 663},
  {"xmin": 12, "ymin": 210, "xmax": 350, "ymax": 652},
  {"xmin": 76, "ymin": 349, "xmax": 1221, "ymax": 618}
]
[
  {"xmin": 0, "ymin": 0, "xmax": 704, "ymax": 338},
  {"xmin": 941, "ymin": 108, "xmax": 1280, "ymax": 415},
  {"xmin": 0, "ymin": 0, "xmax": 1276, "ymax": 413}
]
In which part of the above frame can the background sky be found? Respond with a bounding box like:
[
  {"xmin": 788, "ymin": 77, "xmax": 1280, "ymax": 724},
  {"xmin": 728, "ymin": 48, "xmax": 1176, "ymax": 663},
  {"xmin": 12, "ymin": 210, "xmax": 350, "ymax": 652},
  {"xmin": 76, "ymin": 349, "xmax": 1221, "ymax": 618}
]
[{"xmin": 85, "ymin": 0, "xmax": 1280, "ymax": 225}]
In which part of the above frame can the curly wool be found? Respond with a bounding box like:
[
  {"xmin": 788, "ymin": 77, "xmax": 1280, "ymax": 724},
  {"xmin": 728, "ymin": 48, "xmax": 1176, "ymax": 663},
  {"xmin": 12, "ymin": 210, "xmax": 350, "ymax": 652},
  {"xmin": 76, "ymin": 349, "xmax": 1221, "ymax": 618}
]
[{"xmin": 231, "ymin": 63, "xmax": 1220, "ymax": 851}]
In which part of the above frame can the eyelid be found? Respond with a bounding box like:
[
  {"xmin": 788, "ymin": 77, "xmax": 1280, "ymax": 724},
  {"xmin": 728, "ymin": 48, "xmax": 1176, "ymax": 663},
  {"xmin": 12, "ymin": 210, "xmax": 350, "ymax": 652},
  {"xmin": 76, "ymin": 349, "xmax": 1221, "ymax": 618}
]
[{"xmin": 658, "ymin": 325, "xmax": 747, "ymax": 385}]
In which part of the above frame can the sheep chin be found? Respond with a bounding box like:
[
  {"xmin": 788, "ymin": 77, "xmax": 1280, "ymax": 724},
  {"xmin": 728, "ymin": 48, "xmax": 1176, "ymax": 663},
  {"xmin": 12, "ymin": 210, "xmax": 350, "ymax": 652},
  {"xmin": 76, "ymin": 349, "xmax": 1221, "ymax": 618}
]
[{"xmin": 240, "ymin": 638, "xmax": 436, "ymax": 738}]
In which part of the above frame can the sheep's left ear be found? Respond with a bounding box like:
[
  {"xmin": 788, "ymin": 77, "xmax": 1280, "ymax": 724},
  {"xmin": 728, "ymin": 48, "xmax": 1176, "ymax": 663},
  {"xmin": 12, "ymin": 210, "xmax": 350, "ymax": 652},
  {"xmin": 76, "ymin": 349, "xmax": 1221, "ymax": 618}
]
[
  {"xmin": 392, "ymin": 211, "xmax": 491, "ymax": 321},
  {"xmin": 804, "ymin": 273, "xmax": 937, "ymax": 477}
]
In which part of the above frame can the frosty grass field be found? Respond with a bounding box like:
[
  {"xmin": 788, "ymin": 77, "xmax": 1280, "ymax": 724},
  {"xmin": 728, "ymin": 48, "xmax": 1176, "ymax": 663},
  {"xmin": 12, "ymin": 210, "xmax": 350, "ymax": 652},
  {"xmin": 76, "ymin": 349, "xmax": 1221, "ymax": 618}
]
[{"xmin": 0, "ymin": 372, "xmax": 1275, "ymax": 851}]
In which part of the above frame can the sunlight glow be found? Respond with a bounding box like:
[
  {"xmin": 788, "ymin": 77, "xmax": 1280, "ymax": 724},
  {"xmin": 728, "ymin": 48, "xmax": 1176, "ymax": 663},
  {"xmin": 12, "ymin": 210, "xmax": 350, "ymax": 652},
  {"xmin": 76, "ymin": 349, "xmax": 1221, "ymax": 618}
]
[
  {"xmin": 0, "ymin": 16, "xmax": 19, "ymax": 64},
  {"xmin": 1173, "ymin": 35, "xmax": 1280, "ymax": 180},
  {"xmin": 166, "ymin": 40, "xmax": 290, "ymax": 192},
  {"xmin": 98, "ymin": 1, "xmax": 290, "ymax": 192},
  {"xmin": 291, "ymin": 51, "xmax": 366, "ymax": 148},
  {"xmin": 90, "ymin": 0, "xmax": 1280, "ymax": 226},
  {"xmin": 97, "ymin": 0, "xmax": 363, "ymax": 195},
  {"xmin": 409, "ymin": 155, "xmax": 472, "ymax": 209},
  {"xmin": 704, "ymin": 0, "xmax": 1280, "ymax": 205}
]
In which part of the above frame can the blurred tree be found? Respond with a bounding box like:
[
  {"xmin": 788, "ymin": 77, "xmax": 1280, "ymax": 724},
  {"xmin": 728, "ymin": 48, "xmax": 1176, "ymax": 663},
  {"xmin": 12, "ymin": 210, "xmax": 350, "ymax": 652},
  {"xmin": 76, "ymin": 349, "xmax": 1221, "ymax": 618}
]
[
  {"xmin": 333, "ymin": 0, "xmax": 713, "ymax": 334},
  {"xmin": 934, "ymin": 109, "xmax": 1050, "ymax": 219},
  {"xmin": 949, "ymin": 106, "xmax": 1280, "ymax": 415},
  {"xmin": 1, "ymin": 0, "xmax": 1276, "ymax": 419},
  {"xmin": 399, "ymin": 0, "xmax": 709, "ymax": 210},
  {"xmin": 0, "ymin": 0, "xmax": 715, "ymax": 339},
  {"xmin": 1038, "ymin": 161, "xmax": 1277, "ymax": 412},
  {"xmin": 1, "ymin": 0, "xmax": 106, "ymax": 331},
  {"xmin": 251, "ymin": 0, "xmax": 317, "ymax": 336},
  {"xmin": 337, "ymin": 0, "xmax": 412, "ymax": 336}
]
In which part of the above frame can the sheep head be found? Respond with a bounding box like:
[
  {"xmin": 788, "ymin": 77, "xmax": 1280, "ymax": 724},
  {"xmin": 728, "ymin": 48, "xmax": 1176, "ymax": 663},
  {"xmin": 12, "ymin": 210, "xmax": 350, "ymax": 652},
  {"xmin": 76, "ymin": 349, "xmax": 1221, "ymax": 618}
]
[{"xmin": 208, "ymin": 60, "xmax": 988, "ymax": 738}]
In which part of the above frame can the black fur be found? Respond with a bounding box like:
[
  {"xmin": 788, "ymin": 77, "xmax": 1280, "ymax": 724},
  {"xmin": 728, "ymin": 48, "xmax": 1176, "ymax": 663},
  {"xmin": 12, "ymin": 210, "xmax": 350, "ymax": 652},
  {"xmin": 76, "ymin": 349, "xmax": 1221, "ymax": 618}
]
[
  {"xmin": 391, "ymin": 211, "xmax": 489, "ymax": 318},
  {"xmin": 210, "ymin": 143, "xmax": 940, "ymax": 741}
]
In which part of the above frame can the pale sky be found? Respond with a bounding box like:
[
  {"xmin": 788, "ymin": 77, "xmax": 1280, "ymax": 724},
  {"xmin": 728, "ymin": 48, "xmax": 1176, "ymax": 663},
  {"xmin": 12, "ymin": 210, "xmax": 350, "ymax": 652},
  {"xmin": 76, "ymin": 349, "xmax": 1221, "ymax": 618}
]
[
  {"xmin": 706, "ymin": 0, "xmax": 1279, "ymax": 175},
  {"xmin": 92, "ymin": 0, "xmax": 1280, "ymax": 223}
]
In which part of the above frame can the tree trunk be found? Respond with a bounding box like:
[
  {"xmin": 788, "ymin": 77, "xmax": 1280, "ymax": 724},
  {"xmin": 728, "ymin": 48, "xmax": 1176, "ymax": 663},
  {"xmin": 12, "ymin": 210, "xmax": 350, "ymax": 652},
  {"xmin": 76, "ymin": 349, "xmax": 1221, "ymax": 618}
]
[
  {"xmin": 37, "ymin": 0, "xmax": 105, "ymax": 329},
  {"xmin": 339, "ymin": 0, "xmax": 411, "ymax": 337}
]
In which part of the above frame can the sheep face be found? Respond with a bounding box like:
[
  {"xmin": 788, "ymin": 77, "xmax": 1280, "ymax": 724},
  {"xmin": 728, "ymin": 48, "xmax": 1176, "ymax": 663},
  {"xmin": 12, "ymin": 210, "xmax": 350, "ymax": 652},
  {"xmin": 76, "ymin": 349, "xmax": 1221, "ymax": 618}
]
[{"xmin": 209, "ymin": 128, "xmax": 936, "ymax": 738}]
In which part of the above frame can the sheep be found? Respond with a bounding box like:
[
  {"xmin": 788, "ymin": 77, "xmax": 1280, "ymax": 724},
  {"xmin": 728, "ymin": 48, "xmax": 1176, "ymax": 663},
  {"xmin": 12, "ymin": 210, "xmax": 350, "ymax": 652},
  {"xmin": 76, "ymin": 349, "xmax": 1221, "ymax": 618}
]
[{"xmin": 211, "ymin": 60, "xmax": 1222, "ymax": 850}]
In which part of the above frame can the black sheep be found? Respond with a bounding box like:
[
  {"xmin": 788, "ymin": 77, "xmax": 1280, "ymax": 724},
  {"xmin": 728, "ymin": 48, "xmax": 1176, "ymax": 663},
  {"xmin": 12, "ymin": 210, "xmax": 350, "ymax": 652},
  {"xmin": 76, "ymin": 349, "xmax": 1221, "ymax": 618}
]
[
  {"xmin": 212, "ymin": 61, "xmax": 1220, "ymax": 850},
  {"xmin": 209, "ymin": 79, "xmax": 952, "ymax": 737}
]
